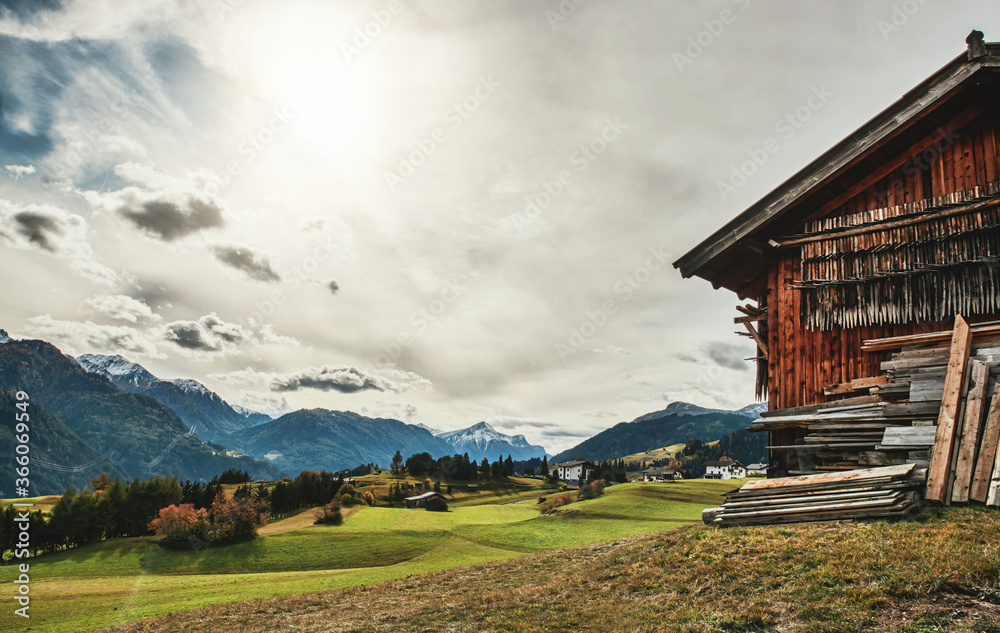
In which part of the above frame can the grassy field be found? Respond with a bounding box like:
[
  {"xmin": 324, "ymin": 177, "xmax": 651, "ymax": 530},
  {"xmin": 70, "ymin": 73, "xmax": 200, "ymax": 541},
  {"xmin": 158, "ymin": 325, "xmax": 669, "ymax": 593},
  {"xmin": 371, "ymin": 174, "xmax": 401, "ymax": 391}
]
[
  {"xmin": 0, "ymin": 479, "xmax": 736, "ymax": 632},
  {"xmin": 97, "ymin": 506, "xmax": 1000, "ymax": 633}
]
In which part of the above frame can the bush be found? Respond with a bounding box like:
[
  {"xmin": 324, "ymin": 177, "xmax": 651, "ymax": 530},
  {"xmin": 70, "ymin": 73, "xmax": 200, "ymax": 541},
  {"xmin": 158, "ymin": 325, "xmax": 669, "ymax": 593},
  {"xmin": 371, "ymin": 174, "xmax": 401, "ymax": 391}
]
[
  {"xmin": 315, "ymin": 499, "xmax": 343, "ymax": 525},
  {"xmin": 362, "ymin": 490, "xmax": 376, "ymax": 506},
  {"xmin": 539, "ymin": 493, "xmax": 572, "ymax": 514},
  {"xmin": 149, "ymin": 503, "xmax": 210, "ymax": 549},
  {"xmin": 578, "ymin": 479, "xmax": 606, "ymax": 501}
]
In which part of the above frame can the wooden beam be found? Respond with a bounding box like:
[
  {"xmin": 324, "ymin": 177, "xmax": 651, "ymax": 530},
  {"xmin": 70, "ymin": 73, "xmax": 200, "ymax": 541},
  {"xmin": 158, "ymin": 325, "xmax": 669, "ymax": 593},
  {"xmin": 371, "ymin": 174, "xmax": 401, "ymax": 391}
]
[
  {"xmin": 735, "ymin": 314, "xmax": 767, "ymax": 324},
  {"xmin": 926, "ymin": 315, "xmax": 974, "ymax": 504},
  {"xmin": 779, "ymin": 196, "xmax": 1000, "ymax": 248},
  {"xmin": 951, "ymin": 360, "xmax": 990, "ymax": 503},
  {"xmin": 743, "ymin": 321, "xmax": 769, "ymax": 359},
  {"xmin": 970, "ymin": 380, "xmax": 1000, "ymax": 503},
  {"xmin": 862, "ymin": 322, "xmax": 1000, "ymax": 352}
]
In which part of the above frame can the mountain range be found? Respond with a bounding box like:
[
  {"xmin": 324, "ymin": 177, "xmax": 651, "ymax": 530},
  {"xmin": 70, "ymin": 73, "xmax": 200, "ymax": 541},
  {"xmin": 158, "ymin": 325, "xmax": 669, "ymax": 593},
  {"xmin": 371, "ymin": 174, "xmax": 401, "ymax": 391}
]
[
  {"xmin": 550, "ymin": 401, "xmax": 766, "ymax": 463},
  {"xmin": 76, "ymin": 354, "xmax": 267, "ymax": 442},
  {"xmin": 0, "ymin": 329, "xmax": 766, "ymax": 494}
]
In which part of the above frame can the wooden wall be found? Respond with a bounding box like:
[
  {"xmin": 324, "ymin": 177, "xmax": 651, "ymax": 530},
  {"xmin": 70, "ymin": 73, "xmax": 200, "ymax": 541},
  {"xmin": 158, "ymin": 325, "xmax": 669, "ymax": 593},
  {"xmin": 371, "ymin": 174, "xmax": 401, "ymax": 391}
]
[{"xmin": 762, "ymin": 110, "xmax": 1000, "ymax": 472}]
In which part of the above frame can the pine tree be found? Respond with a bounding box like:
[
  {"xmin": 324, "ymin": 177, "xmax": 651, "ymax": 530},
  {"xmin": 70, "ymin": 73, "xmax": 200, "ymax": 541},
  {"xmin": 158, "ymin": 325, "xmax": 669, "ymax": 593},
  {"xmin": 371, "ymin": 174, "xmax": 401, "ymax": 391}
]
[
  {"xmin": 391, "ymin": 450, "xmax": 404, "ymax": 475},
  {"xmin": 541, "ymin": 455, "xmax": 549, "ymax": 478}
]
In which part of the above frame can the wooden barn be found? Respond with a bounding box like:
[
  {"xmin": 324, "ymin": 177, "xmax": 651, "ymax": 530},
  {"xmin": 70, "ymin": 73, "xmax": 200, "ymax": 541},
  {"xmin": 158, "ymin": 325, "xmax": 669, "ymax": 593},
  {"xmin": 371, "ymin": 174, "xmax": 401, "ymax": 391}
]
[{"xmin": 677, "ymin": 33, "xmax": 1000, "ymax": 523}]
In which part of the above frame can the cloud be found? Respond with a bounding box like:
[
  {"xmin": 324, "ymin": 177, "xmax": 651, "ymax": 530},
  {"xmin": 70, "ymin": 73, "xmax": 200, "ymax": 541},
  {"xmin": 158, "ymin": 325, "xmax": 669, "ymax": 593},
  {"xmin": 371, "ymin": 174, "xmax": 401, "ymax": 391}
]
[
  {"xmin": 213, "ymin": 243, "xmax": 281, "ymax": 282},
  {"xmin": 327, "ymin": 280, "xmax": 339, "ymax": 294},
  {"xmin": 702, "ymin": 341, "xmax": 753, "ymax": 372},
  {"xmin": 4, "ymin": 164, "xmax": 36, "ymax": 180},
  {"xmin": 162, "ymin": 314, "xmax": 251, "ymax": 352},
  {"xmin": 70, "ymin": 259, "xmax": 136, "ymax": 288},
  {"xmin": 118, "ymin": 193, "xmax": 224, "ymax": 241},
  {"xmin": 209, "ymin": 364, "xmax": 433, "ymax": 394},
  {"xmin": 0, "ymin": 200, "xmax": 90, "ymax": 257},
  {"xmin": 20, "ymin": 315, "xmax": 162, "ymax": 358},
  {"xmin": 82, "ymin": 294, "xmax": 160, "ymax": 323}
]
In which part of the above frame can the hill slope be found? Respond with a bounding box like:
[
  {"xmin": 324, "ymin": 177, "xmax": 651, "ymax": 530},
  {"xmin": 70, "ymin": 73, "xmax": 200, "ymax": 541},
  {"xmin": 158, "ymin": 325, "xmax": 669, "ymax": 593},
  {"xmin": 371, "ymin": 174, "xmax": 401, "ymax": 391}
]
[
  {"xmin": 227, "ymin": 408, "xmax": 456, "ymax": 475},
  {"xmin": 97, "ymin": 507, "xmax": 1000, "ymax": 633},
  {"xmin": 553, "ymin": 401, "xmax": 759, "ymax": 462}
]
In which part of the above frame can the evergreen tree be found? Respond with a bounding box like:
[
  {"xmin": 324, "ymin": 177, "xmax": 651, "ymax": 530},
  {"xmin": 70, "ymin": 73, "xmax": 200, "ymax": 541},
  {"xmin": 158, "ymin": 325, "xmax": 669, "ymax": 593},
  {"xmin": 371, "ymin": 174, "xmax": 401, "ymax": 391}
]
[
  {"xmin": 541, "ymin": 455, "xmax": 549, "ymax": 478},
  {"xmin": 391, "ymin": 450, "xmax": 405, "ymax": 475}
]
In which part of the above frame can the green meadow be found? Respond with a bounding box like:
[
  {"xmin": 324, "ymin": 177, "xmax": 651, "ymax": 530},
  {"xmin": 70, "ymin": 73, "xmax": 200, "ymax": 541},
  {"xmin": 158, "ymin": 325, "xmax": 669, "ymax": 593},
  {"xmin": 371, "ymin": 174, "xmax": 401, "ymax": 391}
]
[{"xmin": 0, "ymin": 479, "xmax": 740, "ymax": 633}]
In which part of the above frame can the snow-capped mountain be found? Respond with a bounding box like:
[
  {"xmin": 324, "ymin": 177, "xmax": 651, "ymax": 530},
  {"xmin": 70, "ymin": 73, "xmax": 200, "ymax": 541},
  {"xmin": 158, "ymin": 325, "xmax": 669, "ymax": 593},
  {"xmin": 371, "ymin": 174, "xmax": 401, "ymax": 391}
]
[
  {"xmin": 76, "ymin": 354, "xmax": 267, "ymax": 441},
  {"xmin": 437, "ymin": 421, "xmax": 548, "ymax": 462},
  {"xmin": 232, "ymin": 404, "xmax": 274, "ymax": 425},
  {"xmin": 0, "ymin": 329, "xmax": 12, "ymax": 344}
]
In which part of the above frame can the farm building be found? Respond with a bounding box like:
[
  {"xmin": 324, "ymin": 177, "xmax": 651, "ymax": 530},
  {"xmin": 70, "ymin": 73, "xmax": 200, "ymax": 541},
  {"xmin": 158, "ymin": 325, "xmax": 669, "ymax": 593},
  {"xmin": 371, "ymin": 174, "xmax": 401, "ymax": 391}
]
[
  {"xmin": 677, "ymin": 33, "xmax": 1000, "ymax": 522},
  {"xmin": 404, "ymin": 491, "xmax": 448, "ymax": 509}
]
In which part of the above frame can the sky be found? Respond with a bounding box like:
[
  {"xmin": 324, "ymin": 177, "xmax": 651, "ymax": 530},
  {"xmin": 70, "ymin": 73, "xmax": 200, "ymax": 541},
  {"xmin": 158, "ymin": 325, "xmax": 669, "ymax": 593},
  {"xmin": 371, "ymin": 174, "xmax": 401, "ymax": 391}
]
[{"xmin": 1, "ymin": 0, "xmax": 998, "ymax": 453}]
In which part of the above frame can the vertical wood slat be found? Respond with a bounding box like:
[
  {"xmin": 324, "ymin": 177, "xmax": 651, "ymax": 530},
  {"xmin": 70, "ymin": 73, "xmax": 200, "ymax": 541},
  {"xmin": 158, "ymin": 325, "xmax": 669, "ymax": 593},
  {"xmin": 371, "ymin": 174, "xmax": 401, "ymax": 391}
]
[
  {"xmin": 970, "ymin": 380, "xmax": 1000, "ymax": 502},
  {"xmin": 951, "ymin": 359, "xmax": 990, "ymax": 503},
  {"xmin": 927, "ymin": 315, "xmax": 973, "ymax": 504}
]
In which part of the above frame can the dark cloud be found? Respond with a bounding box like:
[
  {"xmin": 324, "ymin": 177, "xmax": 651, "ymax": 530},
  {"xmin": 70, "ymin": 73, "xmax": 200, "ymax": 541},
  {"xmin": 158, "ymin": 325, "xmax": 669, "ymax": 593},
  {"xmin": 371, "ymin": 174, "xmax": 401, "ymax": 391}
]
[
  {"xmin": 119, "ymin": 196, "xmax": 224, "ymax": 241},
  {"xmin": 702, "ymin": 341, "xmax": 752, "ymax": 372},
  {"xmin": 214, "ymin": 244, "xmax": 281, "ymax": 283},
  {"xmin": 162, "ymin": 314, "xmax": 250, "ymax": 352},
  {"xmin": 270, "ymin": 365, "xmax": 385, "ymax": 394},
  {"xmin": 11, "ymin": 210, "xmax": 62, "ymax": 251},
  {"xmin": 328, "ymin": 280, "xmax": 339, "ymax": 294},
  {"xmin": 0, "ymin": 0, "xmax": 64, "ymax": 20}
]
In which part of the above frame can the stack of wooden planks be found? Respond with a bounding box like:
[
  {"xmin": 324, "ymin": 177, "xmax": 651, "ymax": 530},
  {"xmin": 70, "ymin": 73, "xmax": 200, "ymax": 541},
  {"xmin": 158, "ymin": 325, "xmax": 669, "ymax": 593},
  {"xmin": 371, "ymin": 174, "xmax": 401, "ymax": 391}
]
[
  {"xmin": 757, "ymin": 316, "xmax": 1000, "ymax": 508},
  {"xmin": 702, "ymin": 464, "xmax": 925, "ymax": 526}
]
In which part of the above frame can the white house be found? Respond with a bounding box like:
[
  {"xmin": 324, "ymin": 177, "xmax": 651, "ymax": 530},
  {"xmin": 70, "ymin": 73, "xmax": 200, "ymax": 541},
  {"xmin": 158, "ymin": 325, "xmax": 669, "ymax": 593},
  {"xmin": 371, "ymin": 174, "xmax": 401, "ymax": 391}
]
[
  {"xmin": 745, "ymin": 463, "xmax": 767, "ymax": 476},
  {"xmin": 555, "ymin": 460, "xmax": 594, "ymax": 485},
  {"xmin": 704, "ymin": 457, "xmax": 746, "ymax": 480}
]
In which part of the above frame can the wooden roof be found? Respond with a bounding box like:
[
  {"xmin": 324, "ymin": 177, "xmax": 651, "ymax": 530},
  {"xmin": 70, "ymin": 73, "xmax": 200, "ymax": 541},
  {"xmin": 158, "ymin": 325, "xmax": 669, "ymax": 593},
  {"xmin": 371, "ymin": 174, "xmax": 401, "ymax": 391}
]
[{"xmin": 673, "ymin": 38, "xmax": 1000, "ymax": 299}]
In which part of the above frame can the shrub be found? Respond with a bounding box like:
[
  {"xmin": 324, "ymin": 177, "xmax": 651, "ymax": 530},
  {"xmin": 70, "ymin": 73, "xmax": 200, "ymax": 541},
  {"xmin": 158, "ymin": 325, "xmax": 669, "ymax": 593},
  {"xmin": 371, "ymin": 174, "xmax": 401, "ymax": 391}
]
[
  {"xmin": 315, "ymin": 499, "xmax": 343, "ymax": 525},
  {"xmin": 362, "ymin": 490, "xmax": 376, "ymax": 506},
  {"xmin": 578, "ymin": 479, "xmax": 606, "ymax": 501},
  {"xmin": 539, "ymin": 493, "xmax": 572, "ymax": 514},
  {"xmin": 149, "ymin": 503, "xmax": 210, "ymax": 549}
]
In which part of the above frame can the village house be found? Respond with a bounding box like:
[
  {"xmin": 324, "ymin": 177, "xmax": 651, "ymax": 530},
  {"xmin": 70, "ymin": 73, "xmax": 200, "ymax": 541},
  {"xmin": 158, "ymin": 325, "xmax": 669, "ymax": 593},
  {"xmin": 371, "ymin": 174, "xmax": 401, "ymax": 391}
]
[
  {"xmin": 745, "ymin": 463, "xmax": 768, "ymax": 476},
  {"xmin": 554, "ymin": 460, "xmax": 594, "ymax": 485},
  {"xmin": 404, "ymin": 491, "xmax": 448, "ymax": 509},
  {"xmin": 703, "ymin": 457, "xmax": 746, "ymax": 480}
]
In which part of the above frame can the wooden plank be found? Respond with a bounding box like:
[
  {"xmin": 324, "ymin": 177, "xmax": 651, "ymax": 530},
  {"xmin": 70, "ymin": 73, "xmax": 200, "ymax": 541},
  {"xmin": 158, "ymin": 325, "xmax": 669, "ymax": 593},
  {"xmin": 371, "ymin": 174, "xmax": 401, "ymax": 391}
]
[
  {"xmin": 952, "ymin": 360, "xmax": 990, "ymax": 502},
  {"xmin": 823, "ymin": 376, "xmax": 888, "ymax": 396},
  {"xmin": 970, "ymin": 380, "xmax": 1000, "ymax": 502},
  {"xmin": 881, "ymin": 426, "xmax": 938, "ymax": 447},
  {"xmin": 988, "ymin": 449, "xmax": 1000, "ymax": 506},
  {"xmin": 741, "ymin": 463, "xmax": 914, "ymax": 491},
  {"xmin": 926, "ymin": 315, "xmax": 974, "ymax": 504},
  {"xmin": 862, "ymin": 322, "xmax": 1000, "ymax": 352}
]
